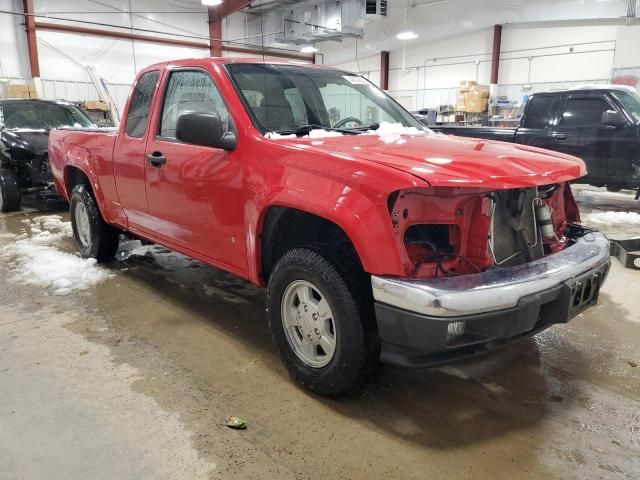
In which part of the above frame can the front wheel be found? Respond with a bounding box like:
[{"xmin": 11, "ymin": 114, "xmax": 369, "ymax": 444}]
[
  {"xmin": 70, "ymin": 184, "xmax": 120, "ymax": 262},
  {"xmin": 0, "ymin": 168, "xmax": 21, "ymax": 213},
  {"xmin": 267, "ymin": 247, "xmax": 379, "ymax": 397}
]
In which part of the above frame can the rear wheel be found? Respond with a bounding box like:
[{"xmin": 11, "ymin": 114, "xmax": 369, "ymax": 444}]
[
  {"xmin": 267, "ymin": 247, "xmax": 379, "ymax": 397},
  {"xmin": 70, "ymin": 184, "xmax": 120, "ymax": 262},
  {"xmin": 0, "ymin": 168, "xmax": 21, "ymax": 213}
]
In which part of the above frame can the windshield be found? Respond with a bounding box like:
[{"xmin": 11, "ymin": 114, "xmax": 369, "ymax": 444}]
[
  {"xmin": 225, "ymin": 63, "xmax": 425, "ymax": 134},
  {"xmin": 611, "ymin": 90, "xmax": 640, "ymax": 123},
  {"xmin": 0, "ymin": 101, "xmax": 94, "ymax": 130}
]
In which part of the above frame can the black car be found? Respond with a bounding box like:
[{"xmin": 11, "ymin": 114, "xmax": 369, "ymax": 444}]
[
  {"xmin": 430, "ymin": 87, "xmax": 640, "ymax": 194},
  {"xmin": 0, "ymin": 99, "xmax": 95, "ymax": 212}
]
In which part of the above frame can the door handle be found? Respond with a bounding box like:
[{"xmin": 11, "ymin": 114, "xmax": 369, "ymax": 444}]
[
  {"xmin": 147, "ymin": 151, "xmax": 166, "ymax": 168},
  {"xmin": 552, "ymin": 133, "xmax": 567, "ymax": 141}
]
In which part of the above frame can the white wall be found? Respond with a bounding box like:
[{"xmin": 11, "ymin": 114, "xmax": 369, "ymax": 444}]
[
  {"xmin": 613, "ymin": 24, "xmax": 640, "ymax": 69},
  {"xmin": 0, "ymin": 0, "xmax": 30, "ymax": 79},
  {"xmin": 499, "ymin": 25, "xmax": 617, "ymax": 84},
  {"xmin": 326, "ymin": 48, "xmax": 382, "ymax": 86},
  {"xmin": 322, "ymin": 23, "xmax": 640, "ymax": 110}
]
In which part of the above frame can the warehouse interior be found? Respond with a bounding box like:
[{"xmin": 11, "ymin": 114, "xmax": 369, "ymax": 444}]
[{"xmin": 1, "ymin": 0, "xmax": 640, "ymax": 479}]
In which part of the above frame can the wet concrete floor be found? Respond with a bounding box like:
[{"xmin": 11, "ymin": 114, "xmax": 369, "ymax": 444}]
[{"xmin": 1, "ymin": 188, "xmax": 639, "ymax": 479}]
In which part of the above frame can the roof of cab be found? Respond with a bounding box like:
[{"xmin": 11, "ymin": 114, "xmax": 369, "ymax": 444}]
[
  {"xmin": 0, "ymin": 98, "xmax": 79, "ymax": 107},
  {"xmin": 139, "ymin": 56, "xmax": 346, "ymax": 74}
]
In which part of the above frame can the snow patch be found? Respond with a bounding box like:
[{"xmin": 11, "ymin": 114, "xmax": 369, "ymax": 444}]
[
  {"xmin": 584, "ymin": 211, "xmax": 640, "ymax": 225},
  {"xmin": 264, "ymin": 121, "xmax": 428, "ymax": 141},
  {"xmin": 264, "ymin": 131, "xmax": 296, "ymax": 140},
  {"xmin": 1, "ymin": 215, "xmax": 113, "ymax": 296},
  {"xmin": 308, "ymin": 129, "xmax": 344, "ymax": 138},
  {"xmin": 374, "ymin": 121, "xmax": 426, "ymax": 136}
]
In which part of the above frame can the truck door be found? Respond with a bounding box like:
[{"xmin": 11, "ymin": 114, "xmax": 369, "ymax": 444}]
[
  {"xmin": 113, "ymin": 70, "xmax": 160, "ymax": 229},
  {"xmin": 548, "ymin": 92, "xmax": 629, "ymax": 185},
  {"xmin": 143, "ymin": 68, "xmax": 246, "ymax": 271}
]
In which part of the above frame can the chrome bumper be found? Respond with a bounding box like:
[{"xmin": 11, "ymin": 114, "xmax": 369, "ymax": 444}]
[{"xmin": 371, "ymin": 231, "xmax": 610, "ymax": 318}]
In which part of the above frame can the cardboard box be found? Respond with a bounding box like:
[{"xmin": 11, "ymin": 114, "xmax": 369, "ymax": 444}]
[
  {"xmin": 469, "ymin": 84, "xmax": 490, "ymax": 98},
  {"xmin": 6, "ymin": 83, "xmax": 38, "ymax": 99},
  {"xmin": 84, "ymin": 100, "xmax": 109, "ymax": 111},
  {"xmin": 464, "ymin": 96, "xmax": 488, "ymax": 113},
  {"xmin": 7, "ymin": 84, "xmax": 31, "ymax": 98},
  {"xmin": 459, "ymin": 80, "xmax": 477, "ymax": 92}
]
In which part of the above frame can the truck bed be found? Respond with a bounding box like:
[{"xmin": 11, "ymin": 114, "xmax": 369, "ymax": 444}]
[
  {"xmin": 430, "ymin": 126, "xmax": 517, "ymax": 143},
  {"xmin": 48, "ymin": 127, "xmax": 118, "ymax": 203}
]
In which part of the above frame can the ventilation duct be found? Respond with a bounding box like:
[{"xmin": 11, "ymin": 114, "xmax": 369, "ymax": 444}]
[{"xmin": 243, "ymin": 0, "xmax": 381, "ymax": 47}]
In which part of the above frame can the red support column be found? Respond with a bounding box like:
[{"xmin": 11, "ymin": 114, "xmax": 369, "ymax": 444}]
[
  {"xmin": 22, "ymin": 0, "xmax": 40, "ymax": 77},
  {"xmin": 490, "ymin": 24, "xmax": 502, "ymax": 85},
  {"xmin": 207, "ymin": 0, "xmax": 251, "ymax": 58},
  {"xmin": 380, "ymin": 50, "xmax": 389, "ymax": 90},
  {"xmin": 208, "ymin": 8, "xmax": 223, "ymax": 57}
]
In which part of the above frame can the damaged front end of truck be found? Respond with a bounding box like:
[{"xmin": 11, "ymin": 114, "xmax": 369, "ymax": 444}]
[{"xmin": 373, "ymin": 181, "xmax": 610, "ymax": 367}]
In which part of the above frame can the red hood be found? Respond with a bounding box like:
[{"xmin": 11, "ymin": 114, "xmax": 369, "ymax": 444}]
[{"xmin": 275, "ymin": 132, "xmax": 586, "ymax": 189}]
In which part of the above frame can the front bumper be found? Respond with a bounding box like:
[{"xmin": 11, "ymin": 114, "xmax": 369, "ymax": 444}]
[{"xmin": 371, "ymin": 231, "xmax": 610, "ymax": 367}]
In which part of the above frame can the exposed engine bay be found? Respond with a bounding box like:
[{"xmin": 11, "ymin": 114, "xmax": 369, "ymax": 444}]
[{"xmin": 389, "ymin": 182, "xmax": 581, "ymax": 278}]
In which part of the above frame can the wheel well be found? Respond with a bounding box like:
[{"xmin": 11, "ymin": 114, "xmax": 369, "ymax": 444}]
[
  {"xmin": 260, "ymin": 206, "xmax": 362, "ymax": 281},
  {"xmin": 65, "ymin": 166, "xmax": 93, "ymax": 197}
]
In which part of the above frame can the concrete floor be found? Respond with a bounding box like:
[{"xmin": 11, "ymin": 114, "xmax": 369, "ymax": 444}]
[{"xmin": 1, "ymin": 188, "xmax": 639, "ymax": 480}]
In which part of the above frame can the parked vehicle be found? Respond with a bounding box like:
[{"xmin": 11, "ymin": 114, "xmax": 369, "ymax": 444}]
[
  {"xmin": 48, "ymin": 59, "xmax": 610, "ymax": 396},
  {"xmin": 0, "ymin": 99, "xmax": 95, "ymax": 212},
  {"xmin": 430, "ymin": 86, "xmax": 640, "ymax": 193}
]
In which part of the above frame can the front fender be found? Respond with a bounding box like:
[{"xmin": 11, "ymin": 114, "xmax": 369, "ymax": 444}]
[{"xmin": 246, "ymin": 184, "xmax": 405, "ymax": 285}]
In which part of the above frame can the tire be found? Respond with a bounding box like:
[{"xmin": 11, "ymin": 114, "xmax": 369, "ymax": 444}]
[
  {"xmin": 606, "ymin": 184, "xmax": 622, "ymax": 193},
  {"xmin": 0, "ymin": 168, "xmax": 21, "ymax": 213},
  {"xmin": 70, "ymin": 184, "xmax": 120, "ymax": 262},
  {"xmin": 267, "ymin": 247, "xmax": 379, "ymax": 397}
]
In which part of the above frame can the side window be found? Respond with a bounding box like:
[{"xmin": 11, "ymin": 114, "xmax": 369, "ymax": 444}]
[
  {"xmin": 125, "ymin": 71, "xmax": 160, "ymax": 138},
  {"xmin": 159, "ymin": 70, "xmax": 229, "ymax": 140},
  {"xmin": 560, "ymin": 97, "xmax": 611, "ymax": 127},
  {"xmin": 522, "ymin": 95, "xmax": 555, "ymax": 129}
]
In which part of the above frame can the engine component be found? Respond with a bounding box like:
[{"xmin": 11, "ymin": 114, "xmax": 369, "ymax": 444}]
[
  {"xmin": 490, "ymin": 188, "xmax": 544, "ymax": 267},
  {"xmin": 534, "ymin": 198, "xmax": 557, "ymax": 242}
]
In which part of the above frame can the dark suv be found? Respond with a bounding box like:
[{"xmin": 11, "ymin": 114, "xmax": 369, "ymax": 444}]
[{"xmin": 0, "ymin": 99, "xmax": 95, "ymax": 212}]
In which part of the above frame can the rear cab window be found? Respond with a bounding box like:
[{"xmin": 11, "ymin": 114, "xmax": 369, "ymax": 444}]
[
  {"xmin": 522, "ymin": 95, "xmax": 556, "ymax": 129},
  {"xmin": 125, "ymin": 70, "xmax": 160, "ymax": 138}
]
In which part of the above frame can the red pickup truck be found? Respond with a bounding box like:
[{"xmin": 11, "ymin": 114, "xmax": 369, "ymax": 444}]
[{"xmin": 49, "ymin": 58, "xmax": 610, "ymax": 396}]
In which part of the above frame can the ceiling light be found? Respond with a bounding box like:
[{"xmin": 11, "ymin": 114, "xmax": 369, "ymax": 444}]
[
  {"xmin": 396, "ymin": 31, "xmax": 418, "ymax": 40},
  {"xmin": 300, "ymin": 45, "xmax": 318, "ymax": 53},
  {"xmin": 201, "ymin": 0, "xmax": 223, "ymax": 6}
]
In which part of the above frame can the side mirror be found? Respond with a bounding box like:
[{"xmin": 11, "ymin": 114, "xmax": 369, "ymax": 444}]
[
  {"xmin": 601, "ymin": 110, "xmax": 627, "ymax": 128},
  {"xmin": 176, "ymin": 111, "xmax": 237, "ymax": 151}
]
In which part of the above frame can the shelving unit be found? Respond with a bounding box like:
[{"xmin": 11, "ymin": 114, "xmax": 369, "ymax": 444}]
[
  {"xmin": 435, "ymin": 110, "xmax": 486, "ymax": 126},
  {"xmin": 488, "ymin": 100, "xmax": 524, "ymax": 127}
]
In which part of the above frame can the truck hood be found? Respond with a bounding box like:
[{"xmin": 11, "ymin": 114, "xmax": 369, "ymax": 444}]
[
  {"xmin": 282, "ymin": 132, "xmax": 586, "ymax": 189},
  {"xmin": 1, "ymin": 129, "xmax": 49, "ymax": 156}
]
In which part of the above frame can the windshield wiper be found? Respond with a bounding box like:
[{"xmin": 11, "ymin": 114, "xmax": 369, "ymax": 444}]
[
  {"xmin": 349, "ymin": 123, "xmax": 380, "ymax": 132},
  {"xmin": 275, "ymin": 124, "xmax": 362, "ymax": 137},
  {"xmin": 274, "ymin": 122, "xmax": 382, "ymax": 137}
]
